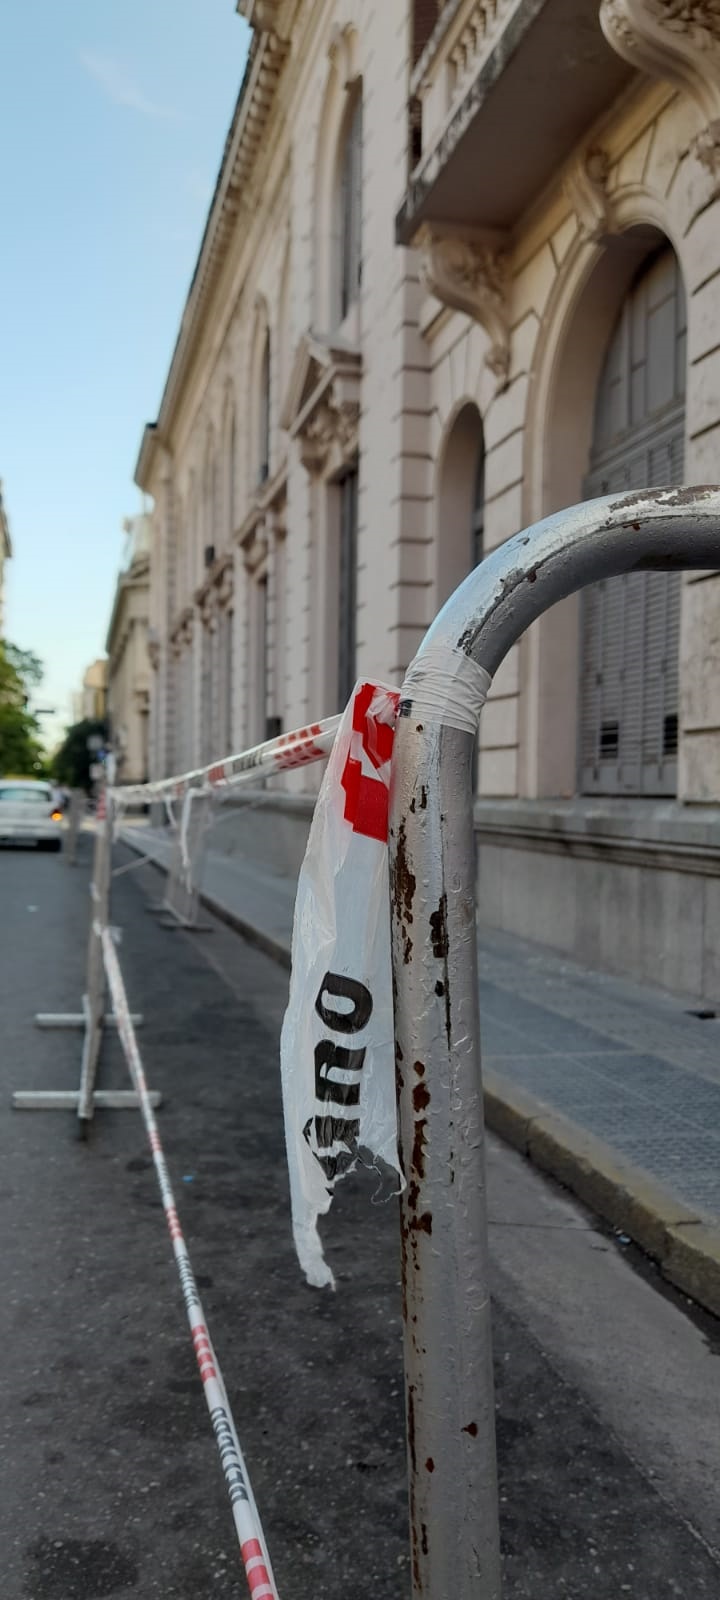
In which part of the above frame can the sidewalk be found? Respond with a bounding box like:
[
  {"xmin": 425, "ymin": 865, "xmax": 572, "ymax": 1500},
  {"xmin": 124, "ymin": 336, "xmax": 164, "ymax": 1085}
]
[{"xmin": 122, "ymin": 821, "xmax": 720, "ymax": 1319}]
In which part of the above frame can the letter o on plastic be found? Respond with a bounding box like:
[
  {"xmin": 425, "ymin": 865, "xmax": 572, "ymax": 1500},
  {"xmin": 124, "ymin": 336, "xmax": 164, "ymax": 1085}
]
[{"xmin": 314, "ymin": 971, "xmax": 373, "ymax": 1033}]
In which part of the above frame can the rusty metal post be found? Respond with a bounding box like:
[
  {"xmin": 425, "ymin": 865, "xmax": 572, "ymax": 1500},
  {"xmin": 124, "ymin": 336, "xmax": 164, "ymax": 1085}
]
[
  {"xmin": 77, "ymin": 790, "xmax": 114, "ymax": 1132},
  {"xmin": 389, "ymin": 486, "xmax": 720, "ymax": 1600}
]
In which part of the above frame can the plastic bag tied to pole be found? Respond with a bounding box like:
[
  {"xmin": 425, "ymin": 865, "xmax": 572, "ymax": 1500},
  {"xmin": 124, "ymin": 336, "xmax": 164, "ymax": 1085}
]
[{"xmin": 280, "ymin": 681, "xmax": 402, "ymax": 1288}]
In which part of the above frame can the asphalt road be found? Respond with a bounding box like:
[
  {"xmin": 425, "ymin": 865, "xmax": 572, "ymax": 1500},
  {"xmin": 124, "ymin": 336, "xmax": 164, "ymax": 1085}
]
[{"xmin": 1, "ymin": 837, "xmax": 719, "ymax": 1599}]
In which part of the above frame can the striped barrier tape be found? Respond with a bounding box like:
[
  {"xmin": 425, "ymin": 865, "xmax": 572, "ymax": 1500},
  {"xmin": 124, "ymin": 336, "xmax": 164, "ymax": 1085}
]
[
  {"xmin": 111, "ymin": 715, "xmax": 341, "ymax": 809},
  {"xmin": 99, "ymin": 926, "xmax": 280, "ymax": 1600}
]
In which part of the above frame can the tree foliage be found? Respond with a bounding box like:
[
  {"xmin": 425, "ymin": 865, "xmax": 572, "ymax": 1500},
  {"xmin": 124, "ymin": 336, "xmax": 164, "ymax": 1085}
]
[
  {"xmin": 51, "ymin": 719, "xmax": 108, "ymax": 792},
  {"xmin": 0, "ymin": 640, "xmax": 46, "ymax": 777}
]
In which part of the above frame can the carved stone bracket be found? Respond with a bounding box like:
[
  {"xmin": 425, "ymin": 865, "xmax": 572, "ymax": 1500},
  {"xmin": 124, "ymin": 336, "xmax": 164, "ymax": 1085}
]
[
  {"xmin": 216, "ymin": 556, "xmax": 234, "ymax": 609},
  {"xmin": 283, "ymin": 332, "xmax": 362, "ymax": 476},
  {"xmin": 600, "ymin": 0, "xmax": 720, "ymax": 178},
  {"xmin": 414, "ymin": 224, "xmax": 511, "ymax": 388},
  {"xmin": 170, "ymin": 608, "xmax": 194, "ymax": 657},
  {"xmin": 564, "ymin": 145, "xmax": 616, "ymax": 242},
  {"xmin": 298, "ymin": 398, "xmax": 360, "ymax": 474},
  {"xmin": 243, "ymin": 522, "xmax": 270, "ymax": 575}
]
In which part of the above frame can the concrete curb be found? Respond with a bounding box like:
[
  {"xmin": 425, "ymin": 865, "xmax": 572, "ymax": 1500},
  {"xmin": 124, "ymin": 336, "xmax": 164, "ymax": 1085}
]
[
  {"xmin": 118, "ymin": 828, "xmax": 720, "ymax": 1320},
  {"xmin": 199, "ymin": 884, "xmax": 292, "ymax": 971},
  {"xmin": 483, "ymin": 1067, "xmax": 720, "ymax": 1321}
]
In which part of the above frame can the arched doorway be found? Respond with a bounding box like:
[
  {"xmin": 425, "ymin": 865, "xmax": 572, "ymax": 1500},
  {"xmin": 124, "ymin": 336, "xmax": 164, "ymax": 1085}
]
[
  {"xmin": 436, "ymin": 402, "xmax": 485, "ymax": 610},
  {"xmin": 579, "ymin": 245, "xmax": 686, "ymax": 795}
]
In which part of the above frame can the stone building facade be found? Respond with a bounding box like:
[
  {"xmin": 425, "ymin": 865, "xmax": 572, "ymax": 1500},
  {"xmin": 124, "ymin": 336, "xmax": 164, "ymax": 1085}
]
[
  {"xmin": 106, "ymin": 516, "xmax": 151, "ymax": 785},
  {"xmin": 136, "ymin": 0, "xmax": 720, "ymax": 998},
  {"xmin": 73, "ymin": 659, "xmax": 108, "ymax": 725}
]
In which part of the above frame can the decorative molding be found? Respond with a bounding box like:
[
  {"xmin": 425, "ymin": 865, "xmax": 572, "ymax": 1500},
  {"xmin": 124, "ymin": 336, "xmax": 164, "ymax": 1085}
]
[
  {"xmin": 196, "ymin": 550, "xmax": 234, "ymax": 613},
  {"xmin": 242, "ymin": 524, "xmax": 270, "ymax": 573},
  {"xmin": 236, "ymin": 462, "xmax": 288, "ymax": 548},
  {"xmin": 297, "ymin": 398, "xmax": 360, "ymax": 473},
  {"xmin": 414, "ymin": 224, "xmax": 510, "ymax": 387},
  {"xmin": 410, "ymin": 0, "xmax": 518, "ymax": 100},
  {"xmin": 170, "ymin": 607, "xmax": 194, "ymax": 655},
  {"xmin": 600, "ymin": 0, "xmax": 720, "ymax": 179},
  {"xmin": 694, "ymin": 115, "xmax": 720, "ymax": 176},
  {"xmin": 563, "ymin": 146, "xmax": 616, "ymax": 242},
  {"xmin": 283, "ymin": 331, "xmax": 362, "ymax": 475},
  {"xmin": 236, "ymin": 0, "xmax": 293, "ymax": 42},
  {"xmin": 136, "ymin": 24, "xmax": 290, "ymax": 469},
  {"xmin": 328, "ymin": 21, "xmax": 359, "ymax": 82},
  {"xmin": 474, "ymin": 800, "xmax": 720, "ymax": 879}
]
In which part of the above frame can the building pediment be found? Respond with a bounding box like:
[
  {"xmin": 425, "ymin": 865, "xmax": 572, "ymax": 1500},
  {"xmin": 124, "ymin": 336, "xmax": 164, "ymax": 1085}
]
[
  {"xmin": 281, "ymin": 331, "xmax": 362, "ymax": 473},
  {"xmin": 281, "ymin": 332, "xmax": 362, "ymax": 432}
]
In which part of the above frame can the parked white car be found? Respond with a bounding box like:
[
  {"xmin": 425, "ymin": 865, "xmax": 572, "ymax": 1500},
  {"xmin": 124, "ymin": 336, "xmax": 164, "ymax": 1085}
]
[{"xmin": 0, "ymin": 780, "xmax": 63, "ymax": 851}]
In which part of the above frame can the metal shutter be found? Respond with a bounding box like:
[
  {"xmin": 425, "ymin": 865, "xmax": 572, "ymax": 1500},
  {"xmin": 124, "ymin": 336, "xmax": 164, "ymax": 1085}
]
[{"xmin": 579, "ymin": 249, "xmax": 686, "ymax": 796}]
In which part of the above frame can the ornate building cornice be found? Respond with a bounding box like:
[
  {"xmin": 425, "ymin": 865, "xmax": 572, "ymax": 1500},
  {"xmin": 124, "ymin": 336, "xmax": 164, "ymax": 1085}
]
[
  {"xmin": 600, "ymin": 0, "xmax": 720, "ymax": 176},
  {"xmin": 415, "ymin": 224, "xmax": 510, "ymax": 387},
  {"xmin": 135, "ymin": 25, "xmax": 290, "ymax": 490},
  {"xmin": 236, "ymin": 0, "xmax": 293, "ymax": 40}
]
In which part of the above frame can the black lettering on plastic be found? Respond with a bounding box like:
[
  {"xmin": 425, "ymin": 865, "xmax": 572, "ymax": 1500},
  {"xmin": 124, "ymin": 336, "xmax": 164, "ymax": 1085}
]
[
  {"xmin": 314, "ymin": 971, "xmax": 372, "ymax": 1034},
  {"xmin": 314, "ymin": 1040, "xmax": 365, "ymax": 1107},
  {"xmin": 313, "ymin": 1116, "xmax": 361, "ymax": 1181}
]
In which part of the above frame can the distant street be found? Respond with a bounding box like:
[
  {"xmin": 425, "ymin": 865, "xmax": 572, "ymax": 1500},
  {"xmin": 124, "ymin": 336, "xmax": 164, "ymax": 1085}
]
[{"xmin": 1, "ymin": 838, "xmax": 719, "ymax": 1599}]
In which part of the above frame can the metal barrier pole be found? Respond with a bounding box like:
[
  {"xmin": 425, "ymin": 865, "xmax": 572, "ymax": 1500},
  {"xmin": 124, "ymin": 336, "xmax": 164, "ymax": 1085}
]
[
  {"xmin": 76, "ymin": 791, "xmax": 113, "ymax": 1132},
  {"xmin": 389, "ymin": 486, "xmax": 720, "ymax": 1600},
  {"xmin": 65, "ymin": 788, "xmax": 84, "ymax": 865},
  {"xmin": 156, "ymin": 788, "xmax": 213, "ymax": 931}
]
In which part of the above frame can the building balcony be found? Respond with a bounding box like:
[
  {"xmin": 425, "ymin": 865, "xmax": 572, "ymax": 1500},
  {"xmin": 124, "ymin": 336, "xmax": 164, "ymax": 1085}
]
[{"xmin": 397, "ymin": 0, "xmax": 635, "ymax": 243}]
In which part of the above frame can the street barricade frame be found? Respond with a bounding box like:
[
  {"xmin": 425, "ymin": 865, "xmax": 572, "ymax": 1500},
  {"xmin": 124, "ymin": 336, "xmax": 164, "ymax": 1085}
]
[
  {"xmin": 388, "ymin": 485, "xmax": 720, "ymax": 1600},
  {"xmin": 8, "ymin": 486, "xmax": 720, "ymax": 1599}
]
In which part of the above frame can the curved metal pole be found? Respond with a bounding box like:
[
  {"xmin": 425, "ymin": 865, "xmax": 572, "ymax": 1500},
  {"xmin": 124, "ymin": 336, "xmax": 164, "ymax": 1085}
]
[{"xmin": 389, "ymin": 486, "xmax": 720, "ymax": 1600}]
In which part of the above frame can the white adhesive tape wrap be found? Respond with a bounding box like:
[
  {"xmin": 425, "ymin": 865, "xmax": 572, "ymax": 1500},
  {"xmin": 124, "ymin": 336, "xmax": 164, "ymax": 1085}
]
[
  {"xmin": 179, "ymin": 788, "xmax": 195, "ymax": 879},
  {"xmin": 400, "ymin": 645, "xmax": 492, "ymax": 734}
]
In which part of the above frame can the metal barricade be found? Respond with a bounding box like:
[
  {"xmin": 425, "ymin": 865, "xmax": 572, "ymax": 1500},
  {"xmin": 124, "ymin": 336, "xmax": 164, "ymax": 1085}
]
[
  {"xmin": 65, "ymin": 788, "xmax": 84, "ymax": 865},
  {"xmin": 157, "ymin": 788, "xmax": 213, "ymax": 930},
  {"xmin": 13, "ymin": 782, "xmax": 155, "ymax": 1132},
  {"xmin": 388, "ymin": 486, "xmax": 720, "ymax": 1600}
]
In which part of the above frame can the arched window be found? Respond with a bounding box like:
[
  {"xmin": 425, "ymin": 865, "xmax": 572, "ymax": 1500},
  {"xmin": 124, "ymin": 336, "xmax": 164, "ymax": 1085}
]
[
  {"xmin": 259, "ymin": 331, "xmax": 271, "ymax": 485},
  {"xmin": 580, "ymin": 245, "xmax": 686, "ymax": 796},
  {"xmin": 436, "ymin": 402, "xmax": 485, "ymax": 608},
  {"xmin": 339, "ymin": 93, "xmax": 363, "ymax": 322}
]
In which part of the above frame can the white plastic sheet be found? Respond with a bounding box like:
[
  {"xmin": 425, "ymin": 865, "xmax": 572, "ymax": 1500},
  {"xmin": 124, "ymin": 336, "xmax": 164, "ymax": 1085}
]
[{"xmin": 280, "ymin": 681, "xmax": 402, "ymax": 1288}]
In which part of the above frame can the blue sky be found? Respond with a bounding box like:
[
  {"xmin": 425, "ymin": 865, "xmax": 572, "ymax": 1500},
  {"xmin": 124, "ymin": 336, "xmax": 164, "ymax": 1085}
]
[{"xmin": 0, "ymin": 1, "xmax": 250, "ymax": 742}]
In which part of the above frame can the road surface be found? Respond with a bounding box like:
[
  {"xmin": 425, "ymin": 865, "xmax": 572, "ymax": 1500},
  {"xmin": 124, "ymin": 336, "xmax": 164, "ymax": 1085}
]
[{"xmin": 1, "ymin": 838, "xmax": 718, "ymax": 1598}]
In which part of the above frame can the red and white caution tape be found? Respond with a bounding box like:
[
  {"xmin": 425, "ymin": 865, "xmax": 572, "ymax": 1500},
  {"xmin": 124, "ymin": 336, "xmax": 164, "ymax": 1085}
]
[
  {"xmin": 111, "ymin": 715, "xmax": 341, "ymax": 810},
  {"xmin": 100, "ymin": 926, "xmax": 280, "ymax": 1600}
]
